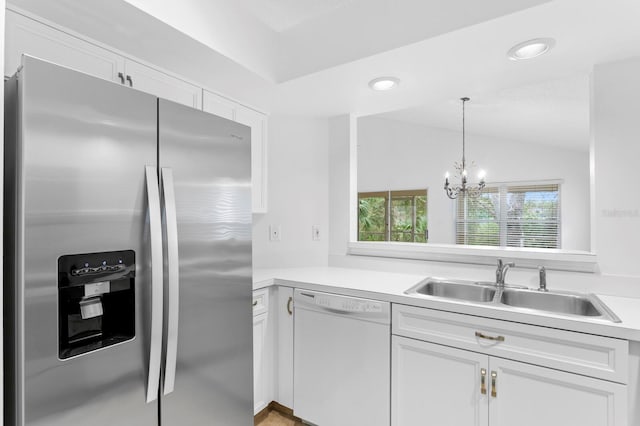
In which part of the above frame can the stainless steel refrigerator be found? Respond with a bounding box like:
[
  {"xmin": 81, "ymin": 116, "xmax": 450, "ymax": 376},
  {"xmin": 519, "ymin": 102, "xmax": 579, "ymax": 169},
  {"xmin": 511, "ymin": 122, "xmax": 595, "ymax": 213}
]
[{"xmin": 4, "ymin": 56, "xmax": 254, "ymax": 426}]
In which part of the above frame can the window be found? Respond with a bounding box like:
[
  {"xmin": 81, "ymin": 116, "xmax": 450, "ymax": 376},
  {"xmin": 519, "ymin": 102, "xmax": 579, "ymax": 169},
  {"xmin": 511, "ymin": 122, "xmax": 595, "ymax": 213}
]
[
  {"xmin": 455, "ymin": 183, "xmax": 560, "ymax": 249},
  {"xmin": 358, "ymin": 190, "xmax": 428, "ymax": 243}
]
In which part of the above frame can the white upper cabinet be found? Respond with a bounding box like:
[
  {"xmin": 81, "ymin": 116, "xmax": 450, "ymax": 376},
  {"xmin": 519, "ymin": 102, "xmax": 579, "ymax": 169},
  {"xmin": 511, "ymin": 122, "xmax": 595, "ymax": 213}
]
[
  {"xmin": 235, "ymin": 105, "xmax": 268, "ymax": 214},
  {"xmin": 5, "ymin": 9, "xmax": 124, "ymax": 80},
  {"xmin": 202, "ymin": 90, "xmax": 236, "ymax": 121},
  {"xmin": 8, "ymin": 7, "xmax": 268, "ymax": 213},
  {"xmin": 204, "ymin": 90, "xmax": 269, "ymax": 213},
  {"xmin": 6, "ymin": 9, "xmax": 201, "ymax": 110},
  {"xmin": 123, "ymin": 60, "xmax": 202, "ymax": 109}
]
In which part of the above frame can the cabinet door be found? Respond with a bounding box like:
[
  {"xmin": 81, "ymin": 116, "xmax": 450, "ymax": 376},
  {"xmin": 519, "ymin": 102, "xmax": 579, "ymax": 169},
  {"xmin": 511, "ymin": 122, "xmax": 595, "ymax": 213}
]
[
  {"xmin": 202, "ymin": 90, "xmax": 236, "ymax": 121},
  {"xmin": 276, "ymin": 287, "xmax": 294, "ymax": 408},
  {"xmin": 124, "ymin": 59, "xmax": 202, "ymax": 109},
  {"xmin": 392, "ymin": 336, "xmax": 489, "ymax": 426},
  {"xmin": 235, "ymin": 105, "xmax": 268, "ymax": 213},
  {"xmin": 5, "ymin": 9, "xmax": 124, "ymax": 80},
  {"xmin": 489, "ymin": 357, "xmax": 627, "ymax": 426},
  {"xmin": 253, "ymin": 312, "xmax": 269, "ymax": 414}
]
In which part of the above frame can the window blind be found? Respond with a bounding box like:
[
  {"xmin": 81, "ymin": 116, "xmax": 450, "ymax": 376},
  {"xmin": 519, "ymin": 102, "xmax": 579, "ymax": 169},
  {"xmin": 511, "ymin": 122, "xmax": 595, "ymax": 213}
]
[{"xmin": 456, "ymin": 183, "xmax": 560, "ymax": 249}]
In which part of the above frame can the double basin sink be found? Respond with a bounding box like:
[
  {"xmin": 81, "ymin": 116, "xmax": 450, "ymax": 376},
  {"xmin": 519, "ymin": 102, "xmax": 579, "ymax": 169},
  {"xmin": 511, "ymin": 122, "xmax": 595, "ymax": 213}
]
[{"xmin": 405, "ymin": 278, "xmax": 620, "ymax": 322}]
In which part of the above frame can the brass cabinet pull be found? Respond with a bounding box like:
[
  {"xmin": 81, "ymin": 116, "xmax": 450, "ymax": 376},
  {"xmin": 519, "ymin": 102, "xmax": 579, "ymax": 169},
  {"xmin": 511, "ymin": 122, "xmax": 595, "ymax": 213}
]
[
  {"xmin": 252, "ymin": 300, "xmax": 258, "ymax": 307},
  {"xmin": 480, "ymin": 368, "xmax": 487, "ymax": 395},
  {"xmin": 287, "ymin": 296, "xmax": 293, "ymax": 315},
  {"xmin": 491, "ymin": 371, "xmax": 497, "ymax": 397},
  {"xmin": 475, "ymin": 331, "xmax": 505, "ymax": 342}
]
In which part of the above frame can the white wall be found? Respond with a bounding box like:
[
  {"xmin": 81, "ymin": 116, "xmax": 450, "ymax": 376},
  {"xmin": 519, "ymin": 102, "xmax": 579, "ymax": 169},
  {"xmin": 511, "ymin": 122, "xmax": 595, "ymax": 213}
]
[
  {"xmin": 592, "ymin": 56, "xmax": 640, "ymax": 276},
  {"xmin": 357, "ymin": 117, "xmax": 590, "ymax": 250},
  {"xmin": 252, "ymin": 115, "xmax": 330, "ymax": 268}
]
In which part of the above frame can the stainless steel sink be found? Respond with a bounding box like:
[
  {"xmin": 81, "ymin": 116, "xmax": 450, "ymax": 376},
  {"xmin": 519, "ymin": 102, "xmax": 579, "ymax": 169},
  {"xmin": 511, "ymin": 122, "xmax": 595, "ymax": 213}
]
[
  {"xmin": 405, "ymin": 279, "xmax": 496, "ymax": 303},
  {"xmin": 404, "ymin": 278, "xmax": 621, "ymax": 322},
  {"xmin": 500, "ymin": 289, "xmax": 620, "ymax": 322}
]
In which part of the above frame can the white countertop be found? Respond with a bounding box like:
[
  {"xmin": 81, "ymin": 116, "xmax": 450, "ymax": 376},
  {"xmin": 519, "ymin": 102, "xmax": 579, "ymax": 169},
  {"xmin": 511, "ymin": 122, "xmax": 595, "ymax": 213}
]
[{"xmin": 254, "ymin": 266, "xmax": 640, "ymax": 341}]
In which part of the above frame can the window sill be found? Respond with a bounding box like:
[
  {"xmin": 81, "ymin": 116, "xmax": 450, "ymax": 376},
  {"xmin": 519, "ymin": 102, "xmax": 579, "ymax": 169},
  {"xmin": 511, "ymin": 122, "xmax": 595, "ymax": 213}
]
[{"xmin": 347, "ymin": 241, "xmax": 597, "ymax": 273}]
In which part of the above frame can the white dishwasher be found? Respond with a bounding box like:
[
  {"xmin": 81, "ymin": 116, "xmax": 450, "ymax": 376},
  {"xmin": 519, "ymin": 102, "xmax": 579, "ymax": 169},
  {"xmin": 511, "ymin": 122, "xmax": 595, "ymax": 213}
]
[{"xmin": 293, "ymin": 289, "xmax": 390, "ymax": 426}]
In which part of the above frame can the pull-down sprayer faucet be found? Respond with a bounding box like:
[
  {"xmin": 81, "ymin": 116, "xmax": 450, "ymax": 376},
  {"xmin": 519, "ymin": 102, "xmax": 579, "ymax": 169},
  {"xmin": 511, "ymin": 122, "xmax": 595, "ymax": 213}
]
[{"xmin": 496, "ymin": 259, "xmax": 515, "ymax": 286}]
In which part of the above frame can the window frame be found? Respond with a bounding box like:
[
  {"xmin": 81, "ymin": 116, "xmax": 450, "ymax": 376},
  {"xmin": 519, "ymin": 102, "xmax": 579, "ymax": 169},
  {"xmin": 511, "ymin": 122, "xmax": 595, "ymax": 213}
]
[{"xmin": 358, "ymin": 189, "xmax": 428, "ymax": 243}]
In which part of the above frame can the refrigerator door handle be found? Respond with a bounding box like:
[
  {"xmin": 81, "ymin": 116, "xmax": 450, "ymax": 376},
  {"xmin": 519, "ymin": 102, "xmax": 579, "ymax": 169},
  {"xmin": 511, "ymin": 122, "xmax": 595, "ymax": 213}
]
[
  {"xmin": 161, "ymin": 167, "xmax": 180, "ymax": 395},
  {"xmin": 145, "ymin": 166, "xmax": 164, "ymax": 403}
]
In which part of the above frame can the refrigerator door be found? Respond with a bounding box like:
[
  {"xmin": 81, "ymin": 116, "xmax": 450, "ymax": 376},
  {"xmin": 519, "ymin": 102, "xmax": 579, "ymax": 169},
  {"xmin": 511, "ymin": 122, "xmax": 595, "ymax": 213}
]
[
  {"xmin": 7, "ymin": 56, "xmax": 159, "ymax": 426},
  {"xmin": 158, "ymin": 99, "xmax": 253, "ymax": 425}
]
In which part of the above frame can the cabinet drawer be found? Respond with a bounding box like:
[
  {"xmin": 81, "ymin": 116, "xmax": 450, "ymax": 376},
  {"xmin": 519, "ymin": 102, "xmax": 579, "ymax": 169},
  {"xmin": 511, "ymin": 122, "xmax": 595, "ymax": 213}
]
[
  {"xmin": 392, "ymin": 304, "xmax": 628, "ymax": 383},
  {"xmin": 253, "ymin": 289, "xmax": 269, "ymax": 316}
]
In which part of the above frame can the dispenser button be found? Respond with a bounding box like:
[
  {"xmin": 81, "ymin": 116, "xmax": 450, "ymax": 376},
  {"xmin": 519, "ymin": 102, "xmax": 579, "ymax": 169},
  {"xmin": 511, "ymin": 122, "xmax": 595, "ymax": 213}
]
[{"xmin": 79, "ymin": 297, "xmax": 103, "ymax": 319}]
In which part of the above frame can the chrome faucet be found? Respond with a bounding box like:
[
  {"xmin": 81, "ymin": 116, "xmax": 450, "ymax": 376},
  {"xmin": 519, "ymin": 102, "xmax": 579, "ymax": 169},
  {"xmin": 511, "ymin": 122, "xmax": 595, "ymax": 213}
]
[
  {"xmin": 496, "ymin": 259, "xmax": 515, "ymax": 286},
  {"xmin": 538, "ymin": 266, "xmax": 548, "ymax": 292}
]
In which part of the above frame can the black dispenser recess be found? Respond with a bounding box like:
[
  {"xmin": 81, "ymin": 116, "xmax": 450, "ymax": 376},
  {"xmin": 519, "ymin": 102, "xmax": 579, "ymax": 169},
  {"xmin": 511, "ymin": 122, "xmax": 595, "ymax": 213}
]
[{"xmin": 58, "ymin": 250, "xmax": 136, "ymax": 359}]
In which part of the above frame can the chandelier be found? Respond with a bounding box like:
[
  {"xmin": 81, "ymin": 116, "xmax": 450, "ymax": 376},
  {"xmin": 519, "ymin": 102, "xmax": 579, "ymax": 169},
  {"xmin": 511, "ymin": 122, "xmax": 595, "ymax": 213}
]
[{"xmin": 444, "ymin": 97, "xmax": 486, "ymax": 199}]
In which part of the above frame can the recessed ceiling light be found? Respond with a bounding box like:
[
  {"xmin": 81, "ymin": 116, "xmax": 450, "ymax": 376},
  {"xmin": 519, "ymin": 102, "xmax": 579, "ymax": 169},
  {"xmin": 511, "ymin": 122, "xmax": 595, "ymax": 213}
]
[
  {"xmin": 368, "ymin": 77, "xmax": 400, "ymax": 91},
  {"xmin": 507, "ymin": 38, "xmax": 556, "ymax": 61}
]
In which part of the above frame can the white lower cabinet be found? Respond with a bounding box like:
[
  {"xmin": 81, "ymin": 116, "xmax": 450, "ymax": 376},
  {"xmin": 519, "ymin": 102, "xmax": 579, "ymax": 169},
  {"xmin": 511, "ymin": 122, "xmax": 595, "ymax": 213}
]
[
  {"xmin": 392, "ymin": 336, "xmax": 488, "ymax": 426},
  {"xmin": 392, "ymin": 336, "xmax": 627, "ymax": 426},
  {"xmin": 253, "ymin": 312, "xmax": 268, "ymax": 414},
  {"xmin": 253, "ymin": 289, "xmax": 270, "ymax": 414},
  {"xmin": 275, "ymin": 286, "xmax": 294, "ymax": 408},
  {"xmin": 489, "ymin": 357, "xmax": 626, "ymax": 426},
  {"xmin": 392, "ymin": 304, "xmax": 629, "ymax": 426}
]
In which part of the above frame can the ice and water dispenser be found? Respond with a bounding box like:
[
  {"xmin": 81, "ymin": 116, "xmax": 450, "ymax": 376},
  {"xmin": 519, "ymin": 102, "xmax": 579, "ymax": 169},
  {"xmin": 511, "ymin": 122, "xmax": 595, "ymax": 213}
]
[{"xmin": 57, "ymin": 250, "xmax": 136, "ymax": 359}]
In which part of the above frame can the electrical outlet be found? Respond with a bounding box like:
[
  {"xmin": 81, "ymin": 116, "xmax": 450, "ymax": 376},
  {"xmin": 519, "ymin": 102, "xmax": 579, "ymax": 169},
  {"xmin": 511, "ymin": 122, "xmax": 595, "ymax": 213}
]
[
  {"xmin": 312, "ymin": 225, "xmax": 320, "ymax": 241},
  {"xmin": 269, "ymin": 225, "xmax": 281, "ymax": 241}
]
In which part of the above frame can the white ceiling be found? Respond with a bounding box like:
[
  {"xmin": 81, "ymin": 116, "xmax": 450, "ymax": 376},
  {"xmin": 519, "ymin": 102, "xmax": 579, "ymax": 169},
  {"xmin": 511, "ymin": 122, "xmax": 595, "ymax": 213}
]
[
  {"xmin": 236, "ymin": 0, "xmax": 356, "ymax": 32},
  {"xmin": 9, "ymin": 0, "xmax": 640, "ymax": 149},
  {"xmin": 120, "ymin": 0, "xmax": 551, "ymax": 82},
  {"xmin": 269, "ymin": 0, "xmax": 640, "ymax": 148},
  {"xmin": 377, "ymin": 75, "xmax": 591, "ymax": 151}
]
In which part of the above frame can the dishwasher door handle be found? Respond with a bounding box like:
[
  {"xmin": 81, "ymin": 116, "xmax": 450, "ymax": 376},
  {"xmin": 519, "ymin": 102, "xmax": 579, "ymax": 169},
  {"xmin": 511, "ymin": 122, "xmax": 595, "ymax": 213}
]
[{"xmin": 293, "ymin": 289, "xmax": 390, "ymax": 324}]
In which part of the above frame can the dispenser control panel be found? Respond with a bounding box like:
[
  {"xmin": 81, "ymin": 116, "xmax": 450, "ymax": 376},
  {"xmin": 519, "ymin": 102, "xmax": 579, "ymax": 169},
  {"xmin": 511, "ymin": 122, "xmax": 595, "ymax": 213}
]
[{"xmin": 58, "ymin": 250, "xmax": 136, "ymax": 360}]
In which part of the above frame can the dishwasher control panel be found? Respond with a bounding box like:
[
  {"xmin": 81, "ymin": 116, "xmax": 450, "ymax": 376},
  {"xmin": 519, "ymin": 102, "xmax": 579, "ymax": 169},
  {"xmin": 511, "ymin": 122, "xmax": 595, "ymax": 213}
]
[
  {"xmin": 315, "ymin": 296, "xmax": 383, "ymax": 313},
  {"xmin": 295, "ymin": 289, "xmax": 391, "ymax": 323}
]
